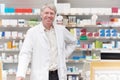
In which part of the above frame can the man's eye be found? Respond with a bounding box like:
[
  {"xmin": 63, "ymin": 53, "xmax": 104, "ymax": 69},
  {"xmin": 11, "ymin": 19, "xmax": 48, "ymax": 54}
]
[
  {"xmin": 45, "ymin": 12, "xmax": 49, "ymax": 14},
  {"xmin": 50, "ymin": 13, "xmax": 55, "ymax": 15},
  {"xmin": 51, "ymin": 13, "xmax": 54, "ymax": 15}
]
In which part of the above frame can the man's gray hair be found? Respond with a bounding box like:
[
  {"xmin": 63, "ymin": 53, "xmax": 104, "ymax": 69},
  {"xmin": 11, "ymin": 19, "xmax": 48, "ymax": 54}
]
[{"xmin": 41, "ymin": 3, "xmax": 57, "ymax": 14}]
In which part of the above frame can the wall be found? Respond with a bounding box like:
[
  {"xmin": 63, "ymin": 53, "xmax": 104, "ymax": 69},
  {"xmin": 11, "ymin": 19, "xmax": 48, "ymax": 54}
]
[
  {"xmin": 57, "ymin": 0, "xmax": 120, "ymax": 8},
  {"xmin": 1, "ymin": 0, "xmax": 54, "ymax": 8}
]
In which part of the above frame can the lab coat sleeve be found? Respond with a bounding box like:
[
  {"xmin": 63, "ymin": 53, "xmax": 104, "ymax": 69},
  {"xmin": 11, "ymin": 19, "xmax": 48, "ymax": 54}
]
[
  {"xmin": 16, "ymin": 29, "xmax": 33, "ymax": 78},
  {"xmin": 63, "ymin": 27, "xmax": 77, "ymax": 58}
]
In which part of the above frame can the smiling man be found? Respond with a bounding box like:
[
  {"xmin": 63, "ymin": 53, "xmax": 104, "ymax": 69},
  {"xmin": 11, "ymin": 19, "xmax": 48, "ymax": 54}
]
[{"xmin": 16, "ymin": 3, "xmax": 76, "ymax": 80}]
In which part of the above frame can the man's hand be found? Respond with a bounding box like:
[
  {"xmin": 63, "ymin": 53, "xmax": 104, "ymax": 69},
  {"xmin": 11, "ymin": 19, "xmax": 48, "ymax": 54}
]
[{"xmin": 16, "ymin": 77, "xmax": 24, "ymax": 80}]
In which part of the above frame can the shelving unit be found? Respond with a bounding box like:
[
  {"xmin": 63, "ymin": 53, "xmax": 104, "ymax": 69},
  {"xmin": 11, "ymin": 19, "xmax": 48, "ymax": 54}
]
[
  {"xmin": 1, "ymin": 1, "xmax": 120, "ymax": 80},
  {"xmin": 1, "ymin": 12, "xmax": 120, "ymax": 80},
  {"xmin": 0, "ymin": 12, "xmax": 40, "ymax": 80},
  {"xmin": 60, "ymin": 10, "xmax": 120, "ymax": 79}
]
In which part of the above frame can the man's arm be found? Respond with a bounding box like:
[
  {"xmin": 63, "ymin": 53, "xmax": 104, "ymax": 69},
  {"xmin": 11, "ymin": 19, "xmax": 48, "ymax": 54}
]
[{"xmin": 63, "ymin": 27, "xmax": 77, "ymax": 58}]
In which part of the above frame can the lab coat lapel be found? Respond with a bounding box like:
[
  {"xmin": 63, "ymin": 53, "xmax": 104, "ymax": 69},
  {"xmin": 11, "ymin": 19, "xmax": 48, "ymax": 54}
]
[
  {"xmin": 39, "ymin": 23, "xmax": 50, "ymax": 48},
  {"xmin": 54, "ymin": 26, "xmax": 62, "ymax": 50}
]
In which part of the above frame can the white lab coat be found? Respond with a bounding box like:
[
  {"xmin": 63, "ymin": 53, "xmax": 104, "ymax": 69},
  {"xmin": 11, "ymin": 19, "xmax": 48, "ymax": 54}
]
[{"xmin": 16, "ymin": 22, "xmax": 76, "ymax": 80}]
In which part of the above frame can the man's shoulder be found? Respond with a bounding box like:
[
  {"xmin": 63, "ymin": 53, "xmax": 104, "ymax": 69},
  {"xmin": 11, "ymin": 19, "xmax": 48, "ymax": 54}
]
[
  {"xmin": 28, "ymin": 24, "xmax": 41, "ymax": 31},
  {"xmin": 26, "ymin": 24, "xmax": 41, "ymax": 34},
  {"xmin": 55, "ymin": 24, "xmax": 66, "ymax": 29}
]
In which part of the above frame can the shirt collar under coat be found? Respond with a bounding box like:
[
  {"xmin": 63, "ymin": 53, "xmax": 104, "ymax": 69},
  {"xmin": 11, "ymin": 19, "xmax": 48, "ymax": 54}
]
[
  {"xmin": 38, "ymin": 22, "xmax": 56, "ymax": 48},
  {"xmin": 39, "ymin": 22, "xmax": 55, "ymax": 33}
]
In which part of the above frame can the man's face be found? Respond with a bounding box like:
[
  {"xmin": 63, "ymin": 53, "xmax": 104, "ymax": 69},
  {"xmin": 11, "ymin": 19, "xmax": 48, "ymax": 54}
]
[{"xmin": 41, "ymin": 7, "xmax": 56, "ymax": 26}]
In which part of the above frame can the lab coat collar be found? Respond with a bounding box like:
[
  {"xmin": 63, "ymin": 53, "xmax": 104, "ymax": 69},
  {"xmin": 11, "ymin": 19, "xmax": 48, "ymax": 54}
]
[
  {"xmin": 39, "ymin": 22, "xmax": 46, "ymax": 33},
  {"xmin": 39, "ymin": 22, "xmax": 56, "ymax": 33}
]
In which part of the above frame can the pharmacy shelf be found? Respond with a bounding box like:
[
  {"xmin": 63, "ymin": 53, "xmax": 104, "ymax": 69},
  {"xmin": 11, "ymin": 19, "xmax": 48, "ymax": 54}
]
[
  {"xmin": 0, "ymin": 13, "xmax": 39, "ymax": 15},
  {"xmin": 75, "ymin": 47, "xmax": 120, "ymax": 52},
  {"xmin": 2, "ymin": 62, "xmax": 18, "ymax": 64},
  {"xmin": 66, "ymin": 59, "xmax": 84, "ymax": 63},
  {"xmin": 67, "ymin": 59, "xmax": 100, "ymax": 63},
  {"xmin": 0, "ymin": 38, "xmax": 24, "ymax": 42},
  {"xmin": 0, "ymin": 14, "xmax": 40, "ymax": 20},
  {"xmin": 0, "ymin": 26, "xmax": 30, "ymax": 31},
  {"xmin": 60, "ymin": 13, "xmax": 120, "ymax": 16},
  {"xmin": 66, "ymin": 25, "xmax": 120, "ymax": 28},
  {"xmin": 0, "ymin": 49, "xmax": 19, "ymax": 52},
  {"xmin": 67, "ymin": 72, "xmax": 80, "ymax": 75},
  {"xmin": 101, "ymin": 49, "xmax": 120, "ymax": 53},
  {"xmin": 87, "ymin": 37, "xmax": 120, "ymax": 40}
]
